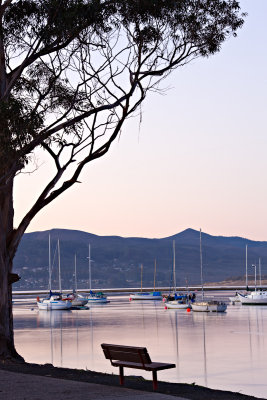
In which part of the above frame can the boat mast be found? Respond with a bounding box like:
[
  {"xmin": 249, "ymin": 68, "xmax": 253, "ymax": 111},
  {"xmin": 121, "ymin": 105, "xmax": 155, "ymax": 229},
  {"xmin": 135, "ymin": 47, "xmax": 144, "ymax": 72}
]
[
  {"xmin": 259, "ymin": 257, "xmax": 262, "ymax": 287},
  {"xmin": 200, "ymin": 229, "xmax": 204, "ymax": 301},
  {"xmin": 58, "ymin": 239, "xmax": 61, "ymax": 293},
  {"xmin": 141, "ymin": 264, "xmax": 143, "ymax": 293},
  {"xmin": 173, "ymin": 240, "xmax": 176, "ymax": 293},
  {"xmin": 252, "ymin": 263, "xmax": 257, "ymax": 292},
  {"xmin": 245, "ymin": 245, "xmax": 248, "ymax": 288},
  {"xmin": 74, "ymin": 253, "xmax": 77, "ymax": 292},
  {"xmin": 48, "ymin": 234, "xmax": 51, "ymax": 292},
  {"xmin": 88, "ymin": 244, "xmax": 92, "ymax": 292},
  {"xmin": 154, "ymin": 259, "xmax": 156, "ymax": 292}
]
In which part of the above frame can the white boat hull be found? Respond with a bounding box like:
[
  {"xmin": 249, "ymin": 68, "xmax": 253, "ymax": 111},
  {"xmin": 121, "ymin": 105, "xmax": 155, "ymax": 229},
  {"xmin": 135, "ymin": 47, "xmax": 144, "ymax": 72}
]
[
  {"xmin": 165, "ymin": 301, "xmax": 190, "ymax": 309},
  {"xmin": 37, "ymin": 300, "xmax": 72, "ymax": 310},
  {"xmin": 63, "ymin": 294, "xmax": 88, "ymax": 306},
  {"xmin": 130, "ymin": 292, "xmax": 162, "ymax": 300},
  {"xmin": 238, "ymin": 291, "xmax": 267, "ymax": 305},
  {"xmin": 86, "ymin": 296, "xmax": 109, "ymax": 304},
  {"xmin": 192, "ymin": 301, "xmax": 227, "ymax": 312}
]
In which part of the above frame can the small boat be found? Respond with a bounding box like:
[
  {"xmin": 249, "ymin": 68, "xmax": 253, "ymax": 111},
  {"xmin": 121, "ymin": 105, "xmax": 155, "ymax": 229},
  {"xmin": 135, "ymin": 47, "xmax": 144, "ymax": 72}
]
[
  {"xmin": 165, "ymin": 299, "xmax": 191, "ymax": 309},
  {"xmin": 192, "ymin": 229, "xmax": 227, "ymax": 313},
  {"xmin": 37, "ymin": 292, "xmax": 72, "ymax": 310},
  {"xmin": 86, "ymin": 244, "xmax": 109, "ymax": 304},
  {"xmin": 165, "ymin": 241, "xmax": 192, "ymax": 309},
  {"xmin": 63, "ymin": 255, "xmax": 88, "ymax": 307},
  {"xmin": 238, "ymin": 261, "xmax": 267, "ymax": 305},
  {"xmin": 37, "ymin": 237, "xmax": 71, "ymax": 311},
  {"xmin": 129, "ymin": 263, "xmax": 162, "ymax": 301},
  {"xmin": 86, "ymin": 291, "xmax": 109, "ymax": 304},
  {"xmin": 63, "ymin": 292, "xmax": 88, "ymax": 307},
  {"xmin": 238, "ymin": 290, "xmax": 267, "ymax": 305},
  {"xmin": 191, "ymin": 300, "xmax": 227, "ymax": 312},
  {"xmin": 130, "ymin": 291, "xmax": 162, "ymax": 300}
]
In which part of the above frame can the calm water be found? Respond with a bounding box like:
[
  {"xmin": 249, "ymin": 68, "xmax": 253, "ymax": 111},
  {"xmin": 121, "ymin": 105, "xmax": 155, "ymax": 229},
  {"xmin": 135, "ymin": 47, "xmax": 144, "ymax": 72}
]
[{"xmin": 13, "ymin": 293, "xmax": 267, "ymax": 399}]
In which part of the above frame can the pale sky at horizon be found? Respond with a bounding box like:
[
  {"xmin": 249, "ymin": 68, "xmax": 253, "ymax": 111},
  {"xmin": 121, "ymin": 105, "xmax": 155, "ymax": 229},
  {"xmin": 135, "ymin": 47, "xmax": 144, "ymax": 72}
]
[{"xmin": 14, "ymin": 1, "xmax": 267, "ymax": 242}]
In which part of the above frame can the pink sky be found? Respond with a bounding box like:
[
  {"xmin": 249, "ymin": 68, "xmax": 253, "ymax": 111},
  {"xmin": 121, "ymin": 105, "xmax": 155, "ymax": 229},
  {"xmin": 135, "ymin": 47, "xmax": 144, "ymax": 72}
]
[{"xmin": 14, "ymin": 1, "xmax": 267, "ymax": 241}]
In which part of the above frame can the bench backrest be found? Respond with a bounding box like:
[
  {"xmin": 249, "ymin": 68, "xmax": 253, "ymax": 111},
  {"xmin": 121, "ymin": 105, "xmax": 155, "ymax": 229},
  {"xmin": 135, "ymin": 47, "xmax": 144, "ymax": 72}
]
[{"xmin": 101, "ymin": 343, "xmax": 152, "ymax": 365}]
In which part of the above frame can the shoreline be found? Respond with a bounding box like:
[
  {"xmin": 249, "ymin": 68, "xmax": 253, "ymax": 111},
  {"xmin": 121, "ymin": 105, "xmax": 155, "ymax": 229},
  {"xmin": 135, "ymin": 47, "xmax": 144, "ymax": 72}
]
[{"xmin": 0, "ymin": 361, "xmax": 265, "ymax": 400}]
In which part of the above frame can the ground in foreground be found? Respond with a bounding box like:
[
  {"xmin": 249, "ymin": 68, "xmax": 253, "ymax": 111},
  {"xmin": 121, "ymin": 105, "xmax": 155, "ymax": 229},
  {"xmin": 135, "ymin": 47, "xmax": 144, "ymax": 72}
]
[{"xmin": 0, "ymin": 362, "xmax": 265, "ymax": 400}]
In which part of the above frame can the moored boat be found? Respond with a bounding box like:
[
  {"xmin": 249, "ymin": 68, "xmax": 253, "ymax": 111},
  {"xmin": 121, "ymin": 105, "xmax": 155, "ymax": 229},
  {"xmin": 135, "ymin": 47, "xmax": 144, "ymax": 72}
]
[
  {"xmin": 63, "ymin": 292, "xmax": 88, "ymax": 306},
  {"xmin": 238, "ymin": 291, "xmax": 267, "ymax": 305},
  {"xmin": 164, "ymin": 241, "xmax": 192, "ymax": 309},
  {"xmin": 37, "ymin": 292, "xmax": 72, "ymax": 310},
  {"xmin": 86, "ymin": 291, "xmax": 109, "ymax": 303},
  {"xmin": 191, "ymin": 300, "xmax": 227, "ymax": 312},
  {"xmin": 192, "ymin": 229, "xmax": 227, "ymax": 313},
  {"xmin": 130, "ymin": 291, "xmax": 162, "ymax": 300},
  {"xmin": 165, "ymin": 299, "xmax": 191, "ymax": 309}
]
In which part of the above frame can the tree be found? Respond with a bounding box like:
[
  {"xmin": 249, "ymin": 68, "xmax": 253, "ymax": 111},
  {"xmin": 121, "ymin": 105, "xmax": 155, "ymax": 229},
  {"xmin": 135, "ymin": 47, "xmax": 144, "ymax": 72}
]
[{"xmin": 0, "ymin": 0, "xmax": 244, "ymax": 361}]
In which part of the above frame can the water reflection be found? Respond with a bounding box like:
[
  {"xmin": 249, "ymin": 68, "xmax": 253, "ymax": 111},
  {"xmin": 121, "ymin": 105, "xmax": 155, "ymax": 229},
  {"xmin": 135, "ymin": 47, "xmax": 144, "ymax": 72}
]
[{"xmin": 13, "ymin": 296, "xmax": 267, "ymax": 399}]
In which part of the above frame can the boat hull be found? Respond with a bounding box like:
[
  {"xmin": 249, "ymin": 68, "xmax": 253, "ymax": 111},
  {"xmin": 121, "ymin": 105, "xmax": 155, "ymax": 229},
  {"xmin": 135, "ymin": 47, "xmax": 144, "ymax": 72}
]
[
  {"xmin": 165, "ymin": 301, "xmax": 190, "ymax": 309},
  {"xmin": 192, "ymin": 301, "xmax": 227, "ymax": 312},
  {"xmin": 86, "ymin": 296, "xmax": 109, "ymax": 304},
  {"xmin": 130, "ymin": 292, "xmax": 162, "ymax": 300},
  {"xmin": 238, "ymin": 292, "xmax": 267, "ymax": 305},
  {"xmin": 37, "ymin": 300, "xmax": 72, "ymax": 310}
]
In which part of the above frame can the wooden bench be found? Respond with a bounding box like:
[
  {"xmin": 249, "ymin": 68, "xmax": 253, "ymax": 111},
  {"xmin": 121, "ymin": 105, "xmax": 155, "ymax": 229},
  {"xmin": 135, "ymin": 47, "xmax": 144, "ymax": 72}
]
[{"xmin": 101, "ymin": 343, "xmax": 176, "ymax": 390}]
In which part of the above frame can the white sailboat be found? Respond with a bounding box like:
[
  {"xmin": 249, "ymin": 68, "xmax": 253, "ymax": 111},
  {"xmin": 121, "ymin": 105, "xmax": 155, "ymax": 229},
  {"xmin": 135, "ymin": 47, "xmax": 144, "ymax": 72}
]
[
  {"xmin": 129, "ymin": 262, "xmax": 162, "ymax": 300},
  {"xmin": 229, "ymin": 245, "xmax": 248, "ymax": 303},
  {"xmin": 86, "ymin": 244, "xmax": 109, "ymax": 304},
  {"xmin": 165, "ymin": 240, "xmax": 191, "ymax": 309},
  {"xmin": 63, "ymin": 254, "xmax": 88, "ymax": 307},
  {"xmin": 238, "ymin": 261, "xmax": 267, "ymax": 305},
  {"xmin": 37, "ymin": 237, "xmax": 72, "ymax": 311},
  {"xmin": 191, "ymin": 229, "xmax": 227, "ymax": 313}
]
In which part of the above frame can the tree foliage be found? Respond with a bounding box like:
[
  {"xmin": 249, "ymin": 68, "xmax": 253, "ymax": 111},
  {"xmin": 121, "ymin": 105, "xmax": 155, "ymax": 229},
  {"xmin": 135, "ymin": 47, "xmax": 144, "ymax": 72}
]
[{"xmin": 0, "ymin": 0, "xmax": 245, "ymax": 360}]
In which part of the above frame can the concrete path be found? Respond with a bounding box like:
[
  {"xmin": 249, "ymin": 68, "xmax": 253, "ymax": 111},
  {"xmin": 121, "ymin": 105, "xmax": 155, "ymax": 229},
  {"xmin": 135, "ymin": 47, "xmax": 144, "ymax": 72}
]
[{"xmin": 0, "ymin": 370, "xmax": 188, "ymax": 400}]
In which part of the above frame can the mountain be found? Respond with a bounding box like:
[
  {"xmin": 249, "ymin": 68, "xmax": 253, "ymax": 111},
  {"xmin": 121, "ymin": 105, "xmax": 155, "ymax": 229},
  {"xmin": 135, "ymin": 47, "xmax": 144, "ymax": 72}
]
[{"xmin": 12, "ymin": 228, "xmax": 267, "ymax": 290}]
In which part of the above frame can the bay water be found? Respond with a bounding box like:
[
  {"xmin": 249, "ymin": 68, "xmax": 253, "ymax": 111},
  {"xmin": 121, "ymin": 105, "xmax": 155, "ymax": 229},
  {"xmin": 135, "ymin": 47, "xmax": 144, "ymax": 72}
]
[{"xmin": 13, "ymin": 293, "xmax": 267, "ymax": 398}]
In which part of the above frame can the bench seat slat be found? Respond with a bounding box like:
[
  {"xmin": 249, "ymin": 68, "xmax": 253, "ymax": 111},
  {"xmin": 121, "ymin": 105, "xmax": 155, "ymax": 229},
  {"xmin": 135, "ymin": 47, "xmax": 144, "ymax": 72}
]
[
  {"xmin": 112, "ymin": 360, "xmax": 176, "ymax": 371},
  {"xmin": 102, "ymin": 343, "xmax": 147, "ymax": 352},
  {"xmin": 103, "ymin": 349, "xmax": 146, "ymax": 363}
]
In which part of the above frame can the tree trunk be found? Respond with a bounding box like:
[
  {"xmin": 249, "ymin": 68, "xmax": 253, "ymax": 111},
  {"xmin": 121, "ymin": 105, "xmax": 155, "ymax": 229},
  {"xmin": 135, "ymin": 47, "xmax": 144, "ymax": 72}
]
[{"xmin": 0, "ymin": 175, "xmax": 24, "ymax": 362}]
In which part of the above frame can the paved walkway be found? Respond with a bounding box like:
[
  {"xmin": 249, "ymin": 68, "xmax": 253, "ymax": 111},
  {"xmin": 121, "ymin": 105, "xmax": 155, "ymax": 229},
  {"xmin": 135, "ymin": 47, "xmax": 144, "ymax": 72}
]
[{"xmin": 0, "ymin": 370, "xmax": 188, "ymax": 400}]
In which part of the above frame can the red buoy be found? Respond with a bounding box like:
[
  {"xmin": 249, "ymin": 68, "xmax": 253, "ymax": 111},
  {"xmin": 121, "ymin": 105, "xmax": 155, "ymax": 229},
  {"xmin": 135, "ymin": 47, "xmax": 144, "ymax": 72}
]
[
  {"xmin": 187, "ymin": 307, "xmax": 191, "ymax": 312},
  {"xmin": 165, "ymin": 306, "xmax": 167, "ymax": 310}
]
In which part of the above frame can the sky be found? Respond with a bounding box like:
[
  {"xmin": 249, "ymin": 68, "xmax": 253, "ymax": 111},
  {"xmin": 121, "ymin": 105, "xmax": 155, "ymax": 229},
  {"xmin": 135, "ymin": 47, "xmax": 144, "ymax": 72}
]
[{"xmin": 14, "ymin": 0, "xmax": 267, "ymax": 241}]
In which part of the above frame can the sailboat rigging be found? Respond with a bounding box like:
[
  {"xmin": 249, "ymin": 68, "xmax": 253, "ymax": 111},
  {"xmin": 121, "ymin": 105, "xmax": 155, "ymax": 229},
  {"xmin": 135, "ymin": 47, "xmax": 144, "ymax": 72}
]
[
  {"xmin": 129, "ymin": 262, "xmax": 162, "ymax": 300},
  {"xmin": 165, "ymin": 240, "xmax": 193, "ymax": 309},
  {"xmin": 37, "ymin": 236, "xmax": 71, "ymax": 310},
  {"xmin": 86, "ymin": 244, "xmax": 109, "ymax": 304},
  {"xmin": 191, "ymin": 229, "xmax": 227, "ymax": 312}
]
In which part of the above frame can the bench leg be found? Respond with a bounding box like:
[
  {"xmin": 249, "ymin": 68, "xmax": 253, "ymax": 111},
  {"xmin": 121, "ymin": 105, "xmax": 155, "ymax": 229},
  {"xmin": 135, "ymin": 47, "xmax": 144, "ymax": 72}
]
[
  {"xmin": 152, "ymin": 371, "xmax": 158, "ymax": 391},
  {"xmin": 119, "ymin": 366, "xmax": 124, "ymax": 386}
]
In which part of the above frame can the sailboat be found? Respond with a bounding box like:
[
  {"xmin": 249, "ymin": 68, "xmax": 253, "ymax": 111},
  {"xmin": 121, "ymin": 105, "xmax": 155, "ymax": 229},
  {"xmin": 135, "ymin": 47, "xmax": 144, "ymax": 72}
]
[
  {"xmin": 63, "ymin": 254, "xmax": 88, "ymax": 307},
  {"xmin": 37, "ymin": 237, "xmax": 72, "ymax": 311},
  {"xmin": 129, "ymin": 262, "xmax": 162, "ymax": 300},
  {"xmin": 229, "ymin": 245, "xmax": 249, "ymax": 304},
  {"xmin": 191, "ymin": 229, "xmax": 227, "ymax": 313},
  {"xmin": 86, "ymin": 244, "xmax": 109, "ymax": 304},
  {"xmin": 238, "ymin": 260, "xmax": 267, "ymax": 305},
  {"xmin": 165, "ymin": 240, "xmax": 192, "ymax": 309}
]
